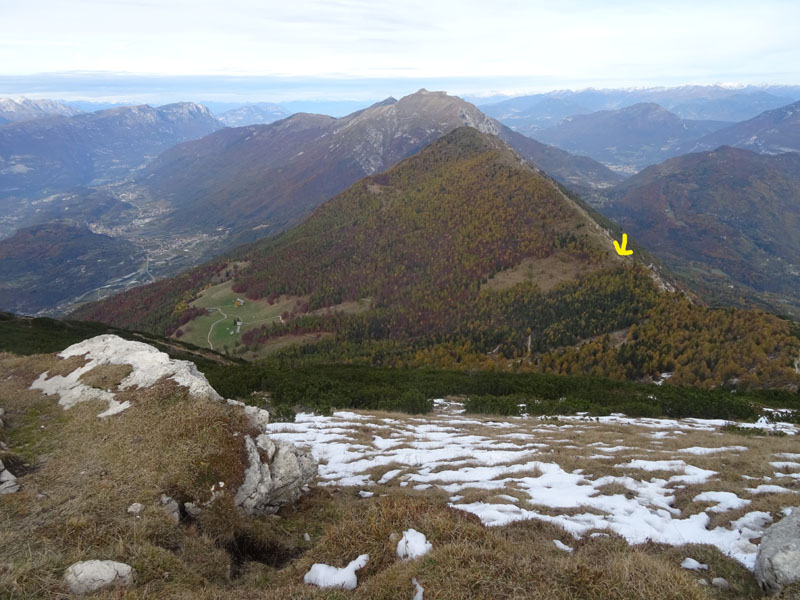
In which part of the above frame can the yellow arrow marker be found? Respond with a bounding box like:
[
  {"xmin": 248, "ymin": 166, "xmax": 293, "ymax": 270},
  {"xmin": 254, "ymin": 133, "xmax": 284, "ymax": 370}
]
[{"xmin": 613, "ymin": 233, "xmax": 633, "ymax": 256}]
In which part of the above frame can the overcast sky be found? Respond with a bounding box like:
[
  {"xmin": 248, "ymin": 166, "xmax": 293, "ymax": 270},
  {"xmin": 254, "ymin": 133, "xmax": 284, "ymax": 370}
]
[{"xmin": 2, "ymin": 0, "xmax": 799, "ymax": 102}]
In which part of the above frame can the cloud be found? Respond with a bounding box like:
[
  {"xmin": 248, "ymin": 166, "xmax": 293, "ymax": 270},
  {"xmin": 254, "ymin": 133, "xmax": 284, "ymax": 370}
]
[{"xmin": 0, "ymin": 0, "xmax": 798, "ymax": 92}]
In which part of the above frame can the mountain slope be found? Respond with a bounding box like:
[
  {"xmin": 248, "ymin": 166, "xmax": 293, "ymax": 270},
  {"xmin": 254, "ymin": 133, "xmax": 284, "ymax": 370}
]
[
  {"xmin": 74, "ymin": 128, "xmax": 799, "ymax": 389},
  {"xmin": 533, "ymin": 103, "xmax": 728, "ymax": 172},
  {"xmin": 682, "ymin": 100, "xmax": 800, "ymax": 155},
  {"xmin": 0, "ymin": 221, "xmax": 143, "ymax": 315},
  {"xmin": 132, "ymin": 90, "xmax": 621, "ymax": 245},
  {"xmin": 605, "ymin": 146, "xmax": 800, "ymax": 317},
  {"xmin": 0, "ymin": 103, "xmax": 222, "ymax": 201}
]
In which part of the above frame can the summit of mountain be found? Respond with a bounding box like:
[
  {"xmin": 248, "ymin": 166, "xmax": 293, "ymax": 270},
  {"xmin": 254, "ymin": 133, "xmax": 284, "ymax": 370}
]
[{"xmin": 131, "ymin": 89, "xmax": 621, "ymax": 246}]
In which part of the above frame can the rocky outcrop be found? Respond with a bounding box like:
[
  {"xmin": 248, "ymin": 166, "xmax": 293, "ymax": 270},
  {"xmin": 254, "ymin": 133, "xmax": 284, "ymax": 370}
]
[
  {"xmin": 755, "ymin": 508, "xmax": 800, "ymax": 594},
  {"xmin": 28, "ymin": 335, "xmax": 317, "ymax": 516},
  {"xmin": 31, "ymin": 334, "xmax": 222, "ymax": 417},
  {"xmin": 63, "ymin": 560, "xmax": 134, "ymax": 595},
  {"xmin": 235, "ymin": 433, "xmax": 316, "ymax": 515}
]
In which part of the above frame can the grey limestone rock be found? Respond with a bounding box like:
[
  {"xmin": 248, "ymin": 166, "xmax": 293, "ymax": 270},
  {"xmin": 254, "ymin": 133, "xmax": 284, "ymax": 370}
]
[
  {"xmin": 127, "ymin": 502, "xmax": 143, "ymax": 517},
  {"xmin": 63, "ymin": 560, "xmax": 134, "ymax": 595},
  {"xmin": 0, "ymin": 459, "xmax": 19, "ymax": 494},
  {"xmin": 711, "ymin": 577, "xmax": 729, "ymax": 589},
  {"xmin": 234, "ymin": 434, "xmax": 316, "ymax": 515},
  {"xmin": 755, "ymin": 508, "xmax": 800, "ymax": 594},
  {"xmin": 160, "ymin": 494, "xmax": 180, "ymax": 524}
]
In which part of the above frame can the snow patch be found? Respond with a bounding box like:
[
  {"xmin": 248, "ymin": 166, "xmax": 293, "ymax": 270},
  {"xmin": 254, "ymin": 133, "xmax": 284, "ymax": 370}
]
[
  {"xmin": 681, "ymin": 557, "xmax": 708, "ymax": 571},
  {"xmin": 303, "ymin": 554, "xmax": 369, "ymax": 590},
  {"xmin": 397, "ymin": 528, "xmax": 433, "ymax": 561}
]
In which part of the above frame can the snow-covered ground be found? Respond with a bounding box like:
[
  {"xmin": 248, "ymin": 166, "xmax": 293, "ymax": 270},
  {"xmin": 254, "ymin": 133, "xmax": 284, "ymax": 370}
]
[{"xmin": 268, "ymin": 400, "xmax": 799, "ymax": 570}]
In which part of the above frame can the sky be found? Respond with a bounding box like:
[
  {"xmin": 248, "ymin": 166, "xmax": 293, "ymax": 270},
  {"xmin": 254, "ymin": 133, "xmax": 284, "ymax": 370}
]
[{"xmin": 1, "ymin": 0, "xmax": 799, "ymax": 103}]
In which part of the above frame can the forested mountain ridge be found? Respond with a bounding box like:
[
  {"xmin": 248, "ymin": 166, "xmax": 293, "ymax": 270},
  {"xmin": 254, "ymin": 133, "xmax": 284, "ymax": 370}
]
[
  {"xmin": 74, "ymin": 128, "xmax": 800, "ymax": 389},
  {"xmin": 605, "ymin": 146, "xmax": 800, "ymax": 318}
]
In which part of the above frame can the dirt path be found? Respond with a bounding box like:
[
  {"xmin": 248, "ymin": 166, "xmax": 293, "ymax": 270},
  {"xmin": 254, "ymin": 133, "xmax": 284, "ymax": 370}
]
[{"xmin": 207, "ymin": 307, "xmax": 228, "ymax": 350}]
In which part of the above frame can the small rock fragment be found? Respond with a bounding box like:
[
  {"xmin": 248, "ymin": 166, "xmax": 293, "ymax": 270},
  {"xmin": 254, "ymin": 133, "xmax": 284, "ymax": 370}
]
[
  {"xmin": 184, "ymin": 502, "xmax": 201, "ymax": 518},
  {"xmin": 160, "ymin": 494, "xmax": 180, "ymax": 524},
  {"xmin": 711, "ymin": 577, "xmax": 729, "ymax": 589},
  {"xmin": 127, "ymin": 502, "xmax": 144, "ymax": 517}
]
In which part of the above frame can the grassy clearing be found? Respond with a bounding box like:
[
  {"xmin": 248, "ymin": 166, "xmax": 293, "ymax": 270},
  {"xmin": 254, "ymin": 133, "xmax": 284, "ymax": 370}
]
[
  {"xmin": 481, "ymin": 251, "xmax": 601, "ymax": 294},
  {"xmin": 178, "ymin": 281, "xmax": 301, "ymax": 351}
]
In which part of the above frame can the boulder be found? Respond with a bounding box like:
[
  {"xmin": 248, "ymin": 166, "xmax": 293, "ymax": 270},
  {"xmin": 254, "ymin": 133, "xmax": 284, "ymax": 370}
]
[
  {"xmin": 63, "ymin": 560, "xmax": 134, "ymax": 595},
  {"xmin": 755, "ymin": 508, "xmax": 800, "ymax": 594},
  {"xmin": 234, "ymin": 434, "xmax": 316, "ymax": 515}
]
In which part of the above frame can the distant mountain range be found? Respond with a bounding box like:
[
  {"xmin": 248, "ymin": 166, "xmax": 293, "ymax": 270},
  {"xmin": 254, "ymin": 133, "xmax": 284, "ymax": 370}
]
[
  {"xmin": 481, "ymin": 85, "xmax": 800, "ymax": 135},
  {"xmin": 0, "ymin": 221, "xmax": 143, "ymax": 315},
  {"xmin": 680, "ymin": 100, "xmax": 800, "ymax": 155},
  {"xmin": 0, "ymin": 97, "xmax": 81, "ymax": 124},
  {"xmin": 604, "ymin": 146, "xmax": 800, "ymax": 317},
  {"xmin": 532, "ymin": 103, "xmax": 729, "ymax": 172},
  {"xmin": 0, "ymin": 102, "xmax": 222, "ymax": 202},
  {"xmin": 217, "ymin": 102, "xmax": 290, "ymax": 126}
]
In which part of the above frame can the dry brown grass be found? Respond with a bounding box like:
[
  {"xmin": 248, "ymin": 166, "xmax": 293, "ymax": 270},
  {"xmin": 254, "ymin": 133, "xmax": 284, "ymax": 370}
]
[
  {"xmin": 481, "ymin": 252, "xmax": 599, "ymax": 294},
  {"xmin": 78, "ymin": 363, "xmax": 133, "ymax": 390}
]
